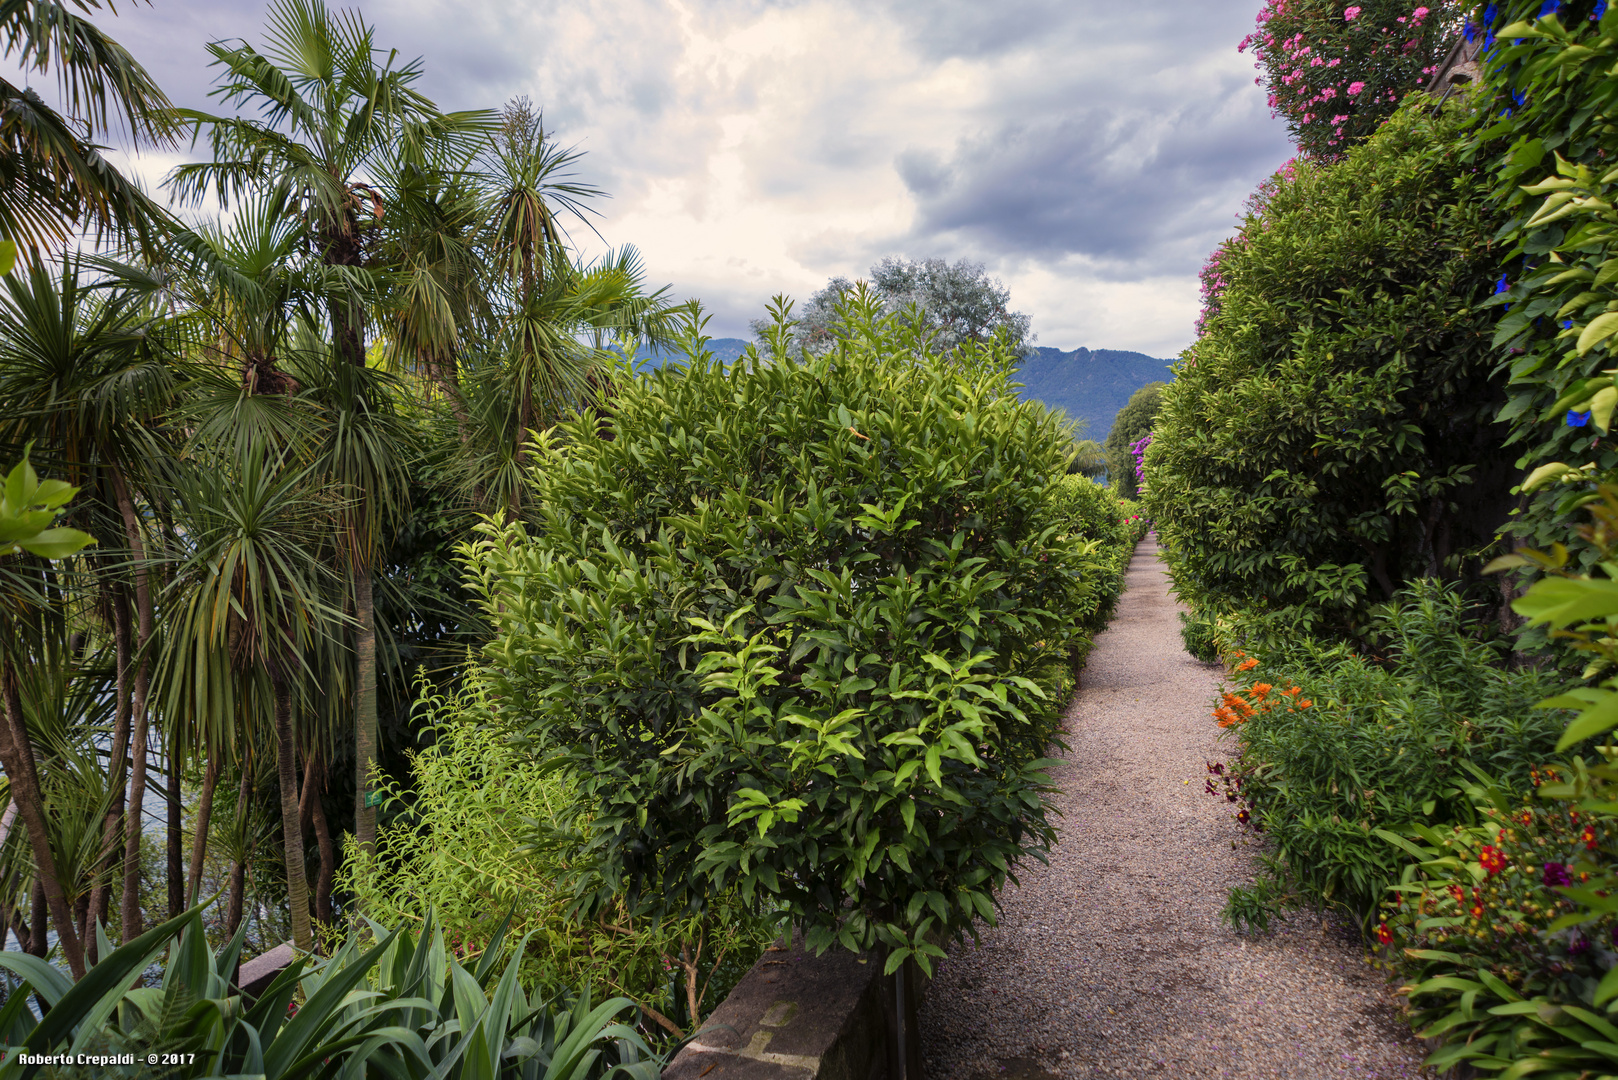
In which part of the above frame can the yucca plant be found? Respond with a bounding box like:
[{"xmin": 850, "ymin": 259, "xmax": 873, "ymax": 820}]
[{"xmin": 0, "ymin": 908, "xmax": 662, "ymax": 1080}]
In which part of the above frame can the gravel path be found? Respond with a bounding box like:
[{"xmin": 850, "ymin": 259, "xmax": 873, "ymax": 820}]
[{"xmin": 919, "ymin": 539, "xmax": 1432, "ymax": 1080}]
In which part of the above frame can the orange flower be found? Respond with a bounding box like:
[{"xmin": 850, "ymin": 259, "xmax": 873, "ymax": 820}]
[
  {"xmin": 1251, "ymin": 683, "xmax": 1273, "ymax": 699},
  {"xmin": 1298, "ymin": 699, "xmax": 1312, "ymax": 709},
  {"xmin": 1236, "ymin": 657, "xmax": 1259, "ymax": 672}
]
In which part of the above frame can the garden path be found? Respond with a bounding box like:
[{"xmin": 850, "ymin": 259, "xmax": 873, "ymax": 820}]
[{"xmin": 918, "ymin": 538, "xmax": 1432, "ymax": 1080}]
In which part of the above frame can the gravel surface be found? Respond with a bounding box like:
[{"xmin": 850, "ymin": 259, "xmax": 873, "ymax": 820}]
[{"xmin": 919, "ymin": 539, "xmax": 1432, "ymax": 1080}]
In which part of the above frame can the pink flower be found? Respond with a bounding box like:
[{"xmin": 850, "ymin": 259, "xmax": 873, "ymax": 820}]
[
  {"xmin": 1412, "ymin": 5, "xmax": 1429, "ymax": 19},
  {"xmin": 1344, "ymin": 4, "xmax": 1361, "ymax": 18},
  {"xmin": 1347, "ymin": 80, "xmax": 1366, "ymax": 95}
]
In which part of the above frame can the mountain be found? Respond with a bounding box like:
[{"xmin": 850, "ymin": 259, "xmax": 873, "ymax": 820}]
[
  {"xmin": 627, "ymin": 339, "xmax": 1174, "ymax": 442},
  {"xmin": 624, "ymin": 338, "xmax": 750, "ymax": 369},
  {"xmin": 1013, "ymin": 347, "xmax": 1176, "ymax": 442}
]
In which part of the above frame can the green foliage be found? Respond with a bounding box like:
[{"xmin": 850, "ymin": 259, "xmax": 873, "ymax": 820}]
[
  {"xmin": 0, "ymin": 453, "xmax": 92, "ymax": 559},
  {"xmin": 339, "ymin": 675, "xmax": 775, "ymax": 1032},
  {"xmin": 1481, "ymin": 1, "xmax": 1618, "ymax": 617},
  {"xmin": 1221, "ymin": 859, "xmax": 1295, "ymax": 937},
  {"xmin": 1179, "ymin": 611, "xmax": 1219, "ymax": 663},
  {"xmin": 1045, "ymin": 473, "xmax": 1144, "ymax": 669},
  {"xmin": 0, "ymin": 905, "xmax": 661, "ymax": 1079},
  {"xmin": 1349, "ymin": 485, "xmax": 1618, "ymax": 1076},
  {"xmin": 462, "ymin": 292, "xmax": 1109, "ymax": 975},
  {"xmin": 1215, "ymin": 581, "xmax": 1567, "ymax": 925},
  {"xmin": 1102, "ymin": 382, "xmax": 1163, "ymax": 499},
  {"xmin": 1149, "ymin": 99, "xmax": 1515, "ymax": 640}
]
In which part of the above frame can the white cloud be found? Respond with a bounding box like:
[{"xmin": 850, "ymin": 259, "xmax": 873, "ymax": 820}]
[{"xmin": 51, "ymin": 0, "xmax": 1295, "ymax": 357}]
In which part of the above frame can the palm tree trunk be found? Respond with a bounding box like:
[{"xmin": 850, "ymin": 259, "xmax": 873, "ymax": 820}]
[
  {"xmin": 353, "ymin": 568, "xmax": 378, "ymax": 859},
  {"xmin": 310, "ymin": 754, "xmax": 334, "ymax": 926},
  {"xmin": 185, "ymin": 754, "xmax": 219, "ymax": 907},
  {"xmin": 87, "ymin": 584, "xmax": 132, "ymax": 956},
  {"xmin": 27, "ymin": 880, "xmax": 44, "ymax": 957},
  {"xmin": 422, "ymin": 346, "xmax": 471, "ymax": 443},
  {"xmin": 166, "ymin": 732, "xmax": 182, "ymax": 918},
  {"xmin": 0, "ymin": 662, "xmax": 86, "ymax": 977},
  {"xmin": 224, "ymin": 755, "xmax": 252, "ymax": 939},
  {"xmin": 274, "ymin": 681, "xmax": 313, "ymax": 952},
  {"xmin": 113, "ymin": 470, "xmax": 154, "ymax": 944}
]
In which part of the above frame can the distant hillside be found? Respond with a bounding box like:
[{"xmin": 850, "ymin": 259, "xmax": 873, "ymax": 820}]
[
  {"xmin": 626, "ymin": 338, "xmax": 749, "ymax": 369},
  {"xmin": 1013, "ymin": 347, "xmax": 1176, "ymax": 442},
  {"xmin": 628, "ymin": 339, "xmax": 1173, "ymax": 442}
]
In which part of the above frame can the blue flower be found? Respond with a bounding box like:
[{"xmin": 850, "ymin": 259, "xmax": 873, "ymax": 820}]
[
  {"xmin": 1539, "ymin": 0, "xmax": 1560, "ymax": 15},
  {"xmin": 1512, "ymin": 89, "xmax": 1527, "ymax": 107},
  {"xmin": 1485, "ymin": 2, "xmax": 1499, "ymax": 23},
  {"xmin": 1464, "ymin": 18, "xmax": 1477, "ymax": 40},
  {"xmin": 1496, "ymin": 274, "xmax": 1511, "ymax": 294},
  {"xmin": 1596, "ymin": 1, "xmax": 1609, "ymax": 19},
  {"xmin": 1570, "ymin": 410, "xmax": 1593, "ymax": 427},
  {"xmin": 1564, "ymin": 319, "xmax": 1575, "ymax": 329}
]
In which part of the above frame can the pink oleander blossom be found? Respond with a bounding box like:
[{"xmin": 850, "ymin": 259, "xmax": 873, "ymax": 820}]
[{"xmin": 1241, "ymin": 0, "xmax": 1457, "ymax": 160}]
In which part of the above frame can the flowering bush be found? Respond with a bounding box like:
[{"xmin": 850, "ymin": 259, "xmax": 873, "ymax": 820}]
[
  {"xmin": 1240, "ymin": 0, "xmax": 1460, "ymax": 158},
  {"xmin": 1204, "ymin": 580, "xmax": 1566, "ymax": 926}
]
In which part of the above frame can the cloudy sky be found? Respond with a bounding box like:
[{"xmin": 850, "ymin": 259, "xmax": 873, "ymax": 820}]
[{"xmin": 83, "ymin": 0, "xmax": 1292, "ymax": 358}]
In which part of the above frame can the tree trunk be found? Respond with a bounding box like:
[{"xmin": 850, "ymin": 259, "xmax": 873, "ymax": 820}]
[
  {"xmin": 274, "ymin": 681, "xmax": 313, "ymax": 953},
  {"xmin": 353, "ymin": 569, "xmax": 378, "ymax": 860},
  {"xmin": 422, "ymin": 346, "xmax": 471, "ymax": 444},
  {"xmin": 113, "ymin": 470, "xmax": 154, "ymax": 945},
  {"xmin": 324, "ymin": 225, "xmax": 366, "ymax": 369},
  {"xmin": 310, "ymin": 754, "xmax": 335, "ymax": 927},
  {"xmin": 185, "ymin": 754, "xmax": 219, "ymax": 907},
  {"xmin": 0, "ymin": 663, "xmax": 85, "ymax": 977},
  {"xmin": 167, "ymin": 732, "xmax": 183, "ymax": 919},
  {"xmin": 27, "ymin": 879, "xmax": 44, "ymax": 957},
  {"xmin": 87, "ymin": 586, "xmax": 132, "ymax": 958},
  {"xmin": 223, "ymin": 757, "xmax": 253, "ymax": 939}
]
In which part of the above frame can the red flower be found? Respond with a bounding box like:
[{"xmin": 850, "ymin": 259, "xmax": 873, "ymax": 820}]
[
  {"xmin": 1236, "ymin": 808, "xmax": 1251, "ymax": 825},
  {"xmin": 1376, "ymin": 923, "xmax": 1393, "ymax": 945},
  {"xmin": 1479, "ymin": 845, "xmax": 1507, "ymax": 876},
  {"xmin": 1584, "ymin": 825, "xmax": 1598, "ymax": 851}
]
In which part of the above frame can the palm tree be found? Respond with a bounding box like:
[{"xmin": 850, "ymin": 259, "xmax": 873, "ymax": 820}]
[
  {"xmin": 0, "ymin": 453, "xmax": 93, "ymax": 975},
  {"xmin": 0, "ymin": 0, "xmax": 176, "ymax": 256},
  {"xmin": 167, "ymin": 0, "xmax": 493, "ymax": 369},
  {"xmin": 0, "ymin": 260, "xmax": 179, "ymax": 952},
  {"xmin": 162, "ymin": 446, "xmax": 344, "ymax": 953},
  {"xmin": 169, "ymin": 0, "xmax": 492, "ymax": 859}
]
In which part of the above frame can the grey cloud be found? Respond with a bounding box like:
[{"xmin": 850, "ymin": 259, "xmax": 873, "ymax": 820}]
[{"xmin": 895, "ymin": 77, "xmax": 1292, "ymax": 278}]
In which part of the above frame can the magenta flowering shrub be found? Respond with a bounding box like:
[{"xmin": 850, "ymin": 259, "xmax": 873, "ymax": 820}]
[{"xmin": 1241, "ymin": 0, "xmax": 1460, "ymax": 158}]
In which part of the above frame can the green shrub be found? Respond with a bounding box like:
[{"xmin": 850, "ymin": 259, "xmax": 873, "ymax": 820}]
[
  {"xmin": 1179, "ymin": 612, "xmax": 1218, "ymax": 663},
  {"xmin": 1213, "ymin": 581, "xmax": 1567, "ymax": 925},
  {"xmin": 1148, "ymin": 98, "xmax": 1515, "ymax": 641},
  {"xmin": 1046, "ymin": 473, "xmax": 1143, "ymax": 669},
  {"xmin": 1102, "ymin": 382, "xmax": 1163, "ymax": 499},
  {"xmin": 337, "ymin": 676, "xmax": 775, "ymax": 1034},
  {"xmin": 462, "ymin": 292, "xmax": 1111, "ymax": 973}
]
